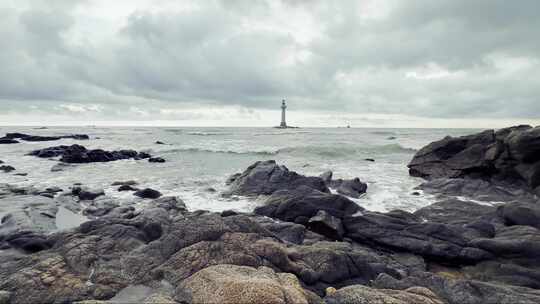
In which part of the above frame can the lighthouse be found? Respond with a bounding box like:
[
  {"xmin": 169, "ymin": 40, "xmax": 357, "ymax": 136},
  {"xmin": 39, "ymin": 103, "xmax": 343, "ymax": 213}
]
[{"xmin": 280, "ymin": 99, "xmax": 287, "ymax": 128}]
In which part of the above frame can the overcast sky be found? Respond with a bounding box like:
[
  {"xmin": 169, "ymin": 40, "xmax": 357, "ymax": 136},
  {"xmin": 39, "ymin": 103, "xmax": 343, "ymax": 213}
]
[{"xmin": 1, "ymin": 0, "xmax": 539, "ymax": 127}]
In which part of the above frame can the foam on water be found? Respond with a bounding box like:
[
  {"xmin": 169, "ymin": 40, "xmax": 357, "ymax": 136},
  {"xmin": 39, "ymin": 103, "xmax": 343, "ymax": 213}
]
[{"xmin": 0, "ymin": 126, "xmax": 479, "ymax": 213}]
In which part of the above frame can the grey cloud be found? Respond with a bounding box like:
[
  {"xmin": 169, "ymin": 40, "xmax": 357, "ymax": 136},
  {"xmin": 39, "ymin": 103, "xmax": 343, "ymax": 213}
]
[{"xmin": 0, "ymin": 0, "xmax": 539, "ymax": 122}]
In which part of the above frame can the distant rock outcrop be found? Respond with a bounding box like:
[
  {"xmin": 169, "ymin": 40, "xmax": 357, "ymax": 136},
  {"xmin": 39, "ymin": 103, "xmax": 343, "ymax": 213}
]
[{"xmin": 28, "ymin": 144, "xmax": 152, "ymax": 163}]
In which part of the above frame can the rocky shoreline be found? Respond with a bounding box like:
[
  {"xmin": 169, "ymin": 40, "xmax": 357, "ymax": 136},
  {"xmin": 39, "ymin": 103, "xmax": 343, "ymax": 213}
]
[{"xmin": 1, "ymin": 126, "xmax": 540, "ymax": 303}]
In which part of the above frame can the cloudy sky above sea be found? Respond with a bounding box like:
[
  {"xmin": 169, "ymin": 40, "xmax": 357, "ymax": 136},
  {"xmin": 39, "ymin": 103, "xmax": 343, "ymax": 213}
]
[{"xmin": 1, "ymin": 0, "xmax": 539, "ymax": 128}]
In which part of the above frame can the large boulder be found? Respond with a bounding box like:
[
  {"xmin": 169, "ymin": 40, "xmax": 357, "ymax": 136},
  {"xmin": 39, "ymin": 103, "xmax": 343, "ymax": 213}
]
[
  {"xmin": 254, "ymin": 186, "xmax": 362, "ymax": 224},
  {"xmin": 177, "ymin": 265, "xmax": 320, "ymax": 304},
  {"xmin": 225, "ymin": 160, "xmax": 329, "ymax": 196},
  {"xmin": 324, "ymin": 284, "xmax": 444, "ymax": 304},
  {"xmin": 408, "ymin": 125, "xmax": 540, "ymax": 196}
]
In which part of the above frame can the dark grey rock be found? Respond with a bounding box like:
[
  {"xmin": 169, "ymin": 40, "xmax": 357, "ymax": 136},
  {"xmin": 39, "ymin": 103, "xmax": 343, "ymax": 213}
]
[
  {"xmin": 148, "ymin": 157, "xmax": 166, "ymax": 163},
  {"xmin": 0, "ymin": 138, "xmax": 19, "ymax": 144},
  {"xmin": 29, "ymin": 144, "xmax": 153, "ymax": 163},
  {"xmin": 72, "ymin": 187, "xmax": 105, "ymax": 201},
  {"xmin": 307, "ymin": 210, "xmax": 345, "ymax": 240},
  {"xmin": 409, "ymin": 126, "xmax": 540, "ymax": 199},
  {"xmin": 134, "ymin": 188, "xmax": 162, "ymax": 199},
  {"xmin": 343, "ymin": 210, "xmax": 493, "ymax": 263},
  {"xmin": 0, "ymin": 166, "xmax": 15, "ymax": 173},
  {"xmin": 118, "ymin": 185, "xmax": 138, "ymax": 192},
  {"xmin": 414, "ymin": 199, "xmax": 497, "ymax": 225},
  {"xmin": 319, "ymin": 170, "xmax": 333, "ymax": 183},
  {"xmin": 225, "ymin": 160, "xmax": 329, "ymax": 196},
  {"xmin": 254, "ymin": 185, "xmax": 362, "ymax": 223},
  {"xmin": 220, "ymin": 210, "xmax": 238, "ymax": 217},
  {"xmin": 335, "ymin": 178, "xmax": 368, "ymax": 198},
  {"xmin": 498, "ymin": 202, "xmax": 540, "ymax": 229},
  {"xmin": 152, "ymin": 196, "xmax": 187, "ymax": 213}
]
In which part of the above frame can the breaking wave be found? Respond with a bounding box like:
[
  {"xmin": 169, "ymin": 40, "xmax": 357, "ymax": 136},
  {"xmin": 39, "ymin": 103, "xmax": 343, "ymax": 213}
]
[{"xmin": 162, "ymin": 143, "xmax": 416, "ymax": 158}]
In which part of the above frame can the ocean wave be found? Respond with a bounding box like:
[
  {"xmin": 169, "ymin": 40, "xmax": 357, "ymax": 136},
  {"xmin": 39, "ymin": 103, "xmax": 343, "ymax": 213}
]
[
  {"xmin": 277, "ymin": 144, "xmax": 416, "ymax": 157},
  {"xmin": 369, "ymin": 130, "xmax": 397, "ymax": 136},
  {"xmin": 163, "ymin": 147, "xmax": 277, "ymax": 156},
  {"xmin": 162, "ymin": 143, "xmax": 416, "ymax": 157},
  {"xmin": 253, "ymin": 131, "xmax": 313, "ymax": 136},
  {"xmin": 186, "ymin": 132, "xmax": 233, "ymax": 136}
]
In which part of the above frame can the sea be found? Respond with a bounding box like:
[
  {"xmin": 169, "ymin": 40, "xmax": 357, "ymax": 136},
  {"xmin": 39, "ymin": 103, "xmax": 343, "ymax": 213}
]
[{"xmin": 0, "ymin": 126, "xmax": 479, "ymax": 213}]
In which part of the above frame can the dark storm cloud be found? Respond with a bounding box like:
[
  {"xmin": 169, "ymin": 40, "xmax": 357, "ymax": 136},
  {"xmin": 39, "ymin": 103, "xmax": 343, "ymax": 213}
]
[{"xmin": 0, "ymin": 0, "xmax": 539, "ymax": 121}]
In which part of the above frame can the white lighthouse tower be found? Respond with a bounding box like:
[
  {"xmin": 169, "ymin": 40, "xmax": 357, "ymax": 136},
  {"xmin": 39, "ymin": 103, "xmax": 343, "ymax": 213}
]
[{"xmin": 280, "ymin": 99, "xmax": 287, "ymax": 128}]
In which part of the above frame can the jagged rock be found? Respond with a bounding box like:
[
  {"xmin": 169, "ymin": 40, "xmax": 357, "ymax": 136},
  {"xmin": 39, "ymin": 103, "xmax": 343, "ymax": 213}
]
[
  {"xmin": 134, "ymin": 188, "xmax": 162, "ymax": 199},
  {"xmin": 0, "ymin": 166, "xmax": 15, "ymax": 173},
  {"xmin": 307, "ymin": 210, "xmax": 345, "ymax": 240},
  {"xmin": 225, "ymin": 160, "xmax": 329, "ymax": 196},
  {"xmin": 254, "ymin": 186, "xmax": 362, "ymax": 224},
  {"xmin": 176, "ymin": 265, "xmax": 320, "ymax": 304},
  {"xmin": 324, "ymin": 284, "xmax": 444, "ymax": 304},
  {"xmin": 334, "ymin": 178, "xmax": 367, "ymax": 198},
  {"xmin": 408, "ymin": 125, "xmax": 540, "ymax": 197},
  {"xmin": 319, "ymin": 171, "xmax": 367, "ymax": 198},
  {"xmin": 320, "ymin": 171, "xmax": 333, "ymax": 183}
]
